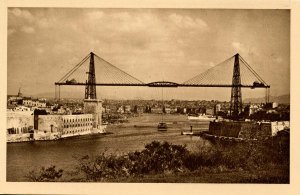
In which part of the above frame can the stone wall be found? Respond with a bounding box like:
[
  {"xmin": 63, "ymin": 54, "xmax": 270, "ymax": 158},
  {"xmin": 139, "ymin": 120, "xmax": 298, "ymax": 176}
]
[
  {"xmin": 7, "ymin": 112, "xmax": 34, "ymax": 134},
  {"xmin": 7, "ymin": 133, "xmax": 31, "ymax": 142},
  {"xmin": 209, "ymin": 121, "xmax": 241, "ymax": 137},
  {"xmin": 209, "ymin": 121, "xmax": 272, "ymax": 139},
  {"xmin": 38, "ymin": 115, "xmax": 63, "ymax": 133}
]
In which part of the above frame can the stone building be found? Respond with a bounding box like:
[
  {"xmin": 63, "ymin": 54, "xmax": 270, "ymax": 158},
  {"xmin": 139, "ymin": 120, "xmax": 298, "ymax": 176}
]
[
  {"xmin": 7, "ymin": 111, "xmax": 34, "ymax": 142},
  {"xmin": 36, "ymin": 114, "xmax": 94, "ymax": 139},
  {"xmin": 61, "ymin": 114, "xmax": 93, "ymax": 137}
]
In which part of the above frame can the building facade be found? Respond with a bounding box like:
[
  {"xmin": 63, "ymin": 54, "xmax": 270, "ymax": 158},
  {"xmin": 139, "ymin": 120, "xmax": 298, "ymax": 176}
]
[{"xmin": 36, "ymin": 114, "xmax": 94, "ymax": 138}]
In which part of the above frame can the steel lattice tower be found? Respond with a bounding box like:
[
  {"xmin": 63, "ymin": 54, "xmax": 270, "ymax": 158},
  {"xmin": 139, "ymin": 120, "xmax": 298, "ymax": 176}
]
[
  {"xmin": 85, "ymin": 52, "xmax": 97, "ymax": 99},
  {"xmin": 230, "ymin": 53, "xmax": 242, "ymax": 120}
]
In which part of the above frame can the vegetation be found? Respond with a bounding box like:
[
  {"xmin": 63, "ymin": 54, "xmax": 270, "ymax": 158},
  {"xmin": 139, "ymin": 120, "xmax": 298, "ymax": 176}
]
[
  {"xmin": 25, "ymin": 165, "xmax": 63, "ymax": 182},
  {"xmin": 26, "ymin": 134, "xmax": 289, "ymax": 183}
]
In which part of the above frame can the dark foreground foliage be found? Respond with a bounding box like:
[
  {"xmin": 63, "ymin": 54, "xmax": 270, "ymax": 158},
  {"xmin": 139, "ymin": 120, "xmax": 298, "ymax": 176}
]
[
  {"xmin": 26, "ymin": 134, "xmax": 289, "ymax": 183},
  {"xmin": 25, "ymin": 165, "xmax": 63, "ymax": 182},
  {"xmin": 128, "ymin": 141, "xmax": 188, "ymax": 175}
]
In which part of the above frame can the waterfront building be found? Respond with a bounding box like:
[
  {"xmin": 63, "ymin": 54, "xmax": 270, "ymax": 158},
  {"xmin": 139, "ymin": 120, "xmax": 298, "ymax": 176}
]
[
  {"xmin": 7, "ymin": 96, "xmax": 105, "ymax": 142},
  {"xmin": 22, "ymin": 97, "xmax": 32, "ymax": 107},
  {"xmin": 61, "ymin": 114, "xmax": 93, "ymax": 136},
  {"xmin": 36, "ymin": 114, "xmax": 94, "ymax": 139},
  {"xmin": 272, "ymin": 102, "xmax": 278, "ymax": 109},
  {"xmin": 117, "ymin": 106, "xmax": 124, "ymax": 114},
  {"xmin": 124, "ymin": 105, "xmax": 131, "ymax": 113},
  {"xmin": 249, "ymin": 104, "xmax": 259, "ymax": 115},
  {"xmin": 215, "ymin": 104, "xmax": 221, "ymax": 112},
  {"xmin": 13, "ymin": 105, "xmax": 31, "ymax": 112},
  {"xmin": 206, "ymin": 108, "xmax": 215, "ymax": 116}
]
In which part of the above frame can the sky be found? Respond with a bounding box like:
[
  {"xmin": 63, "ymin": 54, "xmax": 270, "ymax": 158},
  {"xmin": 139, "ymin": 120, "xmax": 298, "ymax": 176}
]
[{"xmin": 7, "ymin": 8, "xmax": 290, "ymax": 100}]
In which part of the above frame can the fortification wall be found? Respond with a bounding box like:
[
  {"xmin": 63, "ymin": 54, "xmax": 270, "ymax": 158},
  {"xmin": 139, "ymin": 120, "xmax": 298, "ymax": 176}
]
[
  {"xmin": 209, "ymin": 121, "xmax": 241, "ymax": 137},
  {"xmin": 209, "ymin": 121, "xmax": 272, "ymax": 139},
  {"xmin": 38, "ymin": 115, "xmax": 63, "ymax": 133},
  {"xmin": 7, "ymin": 113, "xmax": 33, "ymax": 134}
]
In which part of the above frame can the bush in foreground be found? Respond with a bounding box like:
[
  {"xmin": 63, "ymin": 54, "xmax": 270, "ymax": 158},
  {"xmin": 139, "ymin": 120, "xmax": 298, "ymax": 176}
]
[
  {"xmin": 26, "ymin": 137, "xmax": 289, "ymax": 182},
  {"xmin": 128, "ymin": 141, "xmax": 189, "ymax": 175},
  {"xmin": 25, "ymin": 165, "xmax": 63, "ymax": 182},
  {"xmin": 73, "ymin": 153, "xmax": 131, "ymax": 182}
]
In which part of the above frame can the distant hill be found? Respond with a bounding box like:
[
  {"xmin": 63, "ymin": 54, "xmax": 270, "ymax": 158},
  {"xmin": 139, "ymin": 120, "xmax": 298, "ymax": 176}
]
[{"xmin": 244, "ymin": 94, "xmax": 290, "ymax": 104}]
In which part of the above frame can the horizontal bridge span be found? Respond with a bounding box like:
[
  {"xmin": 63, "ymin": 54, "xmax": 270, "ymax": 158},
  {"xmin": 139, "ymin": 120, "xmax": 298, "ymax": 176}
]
[
  {"xmin": 179, "ymin": 84, "xmax": 270, "ymax": 88},
  {"xmin": 55, "ymin": 82, "xmax": 270, "ymax": 88},
  {"xmin": 55, "ymin": 82, "xmax": 147, "ymax": 86}
]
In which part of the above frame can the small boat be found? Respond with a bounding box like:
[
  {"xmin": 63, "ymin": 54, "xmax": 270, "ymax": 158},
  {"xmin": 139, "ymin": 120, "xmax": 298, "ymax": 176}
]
[{"xmin": 158, "ymin": 122, "xmax": 168, "ymax": 131}]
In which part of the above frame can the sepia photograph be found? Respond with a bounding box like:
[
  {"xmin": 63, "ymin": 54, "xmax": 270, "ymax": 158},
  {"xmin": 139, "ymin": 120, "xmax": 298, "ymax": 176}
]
[{"xmin": 2, "ymin": 0, "xmax": 300, "ymax": 194}]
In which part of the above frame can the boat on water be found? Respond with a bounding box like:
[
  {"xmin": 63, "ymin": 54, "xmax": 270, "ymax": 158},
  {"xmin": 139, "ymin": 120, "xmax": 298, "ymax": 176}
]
[{"xmin": 187, "ymin": 114, "xmax": 216, "ymax": 121}]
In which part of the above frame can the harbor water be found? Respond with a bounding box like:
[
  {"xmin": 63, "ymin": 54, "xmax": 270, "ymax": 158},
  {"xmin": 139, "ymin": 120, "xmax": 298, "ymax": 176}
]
[{"xmin": 7, "ymin": 114, "xmax": 210, "ymax": 181}]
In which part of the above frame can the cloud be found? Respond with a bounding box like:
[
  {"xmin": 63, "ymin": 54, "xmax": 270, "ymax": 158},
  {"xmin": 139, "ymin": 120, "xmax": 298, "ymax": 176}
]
[
  {"xmin": 86, "ymin": 11, "xmax": 104, "ymax": 20},
  {"xmin": 274, "ymin": 57, "xmax": 283, "ymax": 63},
  {"xmin": 9, "ymin": 8, "xmax": 34, "ymax": 22},
  {"xmin": 36, "ymin": 47, "xmax": 44, "ymax": 54},
  {"xmin": 21, "ymin": 26, "xmax": 35, "ymax": 33},
  {"xmin": 232, "ymin": 41, "xmax": 242, "ymax": 51},
  {"xmin": 169, "ymin": 13, "xmax": 208, "ymax": 31},
  {"xmin": 109, "ymin": 11, "xmax": 159, "ymax": 33},
  {"xmin": 37, "ymin": 18, "xmax": 51, "ymax": 29},
  {"xmin": 8, "ymin": 28, "xmax": 16, "ymax": 36},
  {"xmin": 231, "ymin": 41, "xmax": 257, "ymax": 57}
]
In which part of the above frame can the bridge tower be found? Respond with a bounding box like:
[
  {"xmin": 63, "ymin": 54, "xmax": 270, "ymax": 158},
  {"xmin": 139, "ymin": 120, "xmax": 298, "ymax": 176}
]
[
  {"xmin": 85, "ymin": 52, "xmax": 97, "ymax": 99},
  {"xmin": 83, "ymin": 52, "xmax": 103, "ymax": 132},
  {"xmin": 230, "ymin": 53, "xmax": 243, "ymax": 120}
]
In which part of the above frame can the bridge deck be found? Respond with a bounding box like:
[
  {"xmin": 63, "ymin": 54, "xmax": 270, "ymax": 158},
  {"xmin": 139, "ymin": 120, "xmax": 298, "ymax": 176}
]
[{"xmin": 54, "ymin": 82, "xmax": 270, "ymax": 88}]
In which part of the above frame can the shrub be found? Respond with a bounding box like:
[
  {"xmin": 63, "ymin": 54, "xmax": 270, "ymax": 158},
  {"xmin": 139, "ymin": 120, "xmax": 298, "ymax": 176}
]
[
  {"xmin": 25, "ymin": 165, "xmax": 63, "ymax": 182},
  {"xmin": 128, "ymin": 141, "xmax": 189, "ymax": 175},
  {"xmin": 75, "ymin": 153, "xmax": 131, "ymax": 182}
]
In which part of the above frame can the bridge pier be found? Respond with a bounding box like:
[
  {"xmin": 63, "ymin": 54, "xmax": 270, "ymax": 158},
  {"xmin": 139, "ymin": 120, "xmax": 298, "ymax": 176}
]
[{"xmin": 83, "ymin": 99, "xmax": 104, "ymax": 133}]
